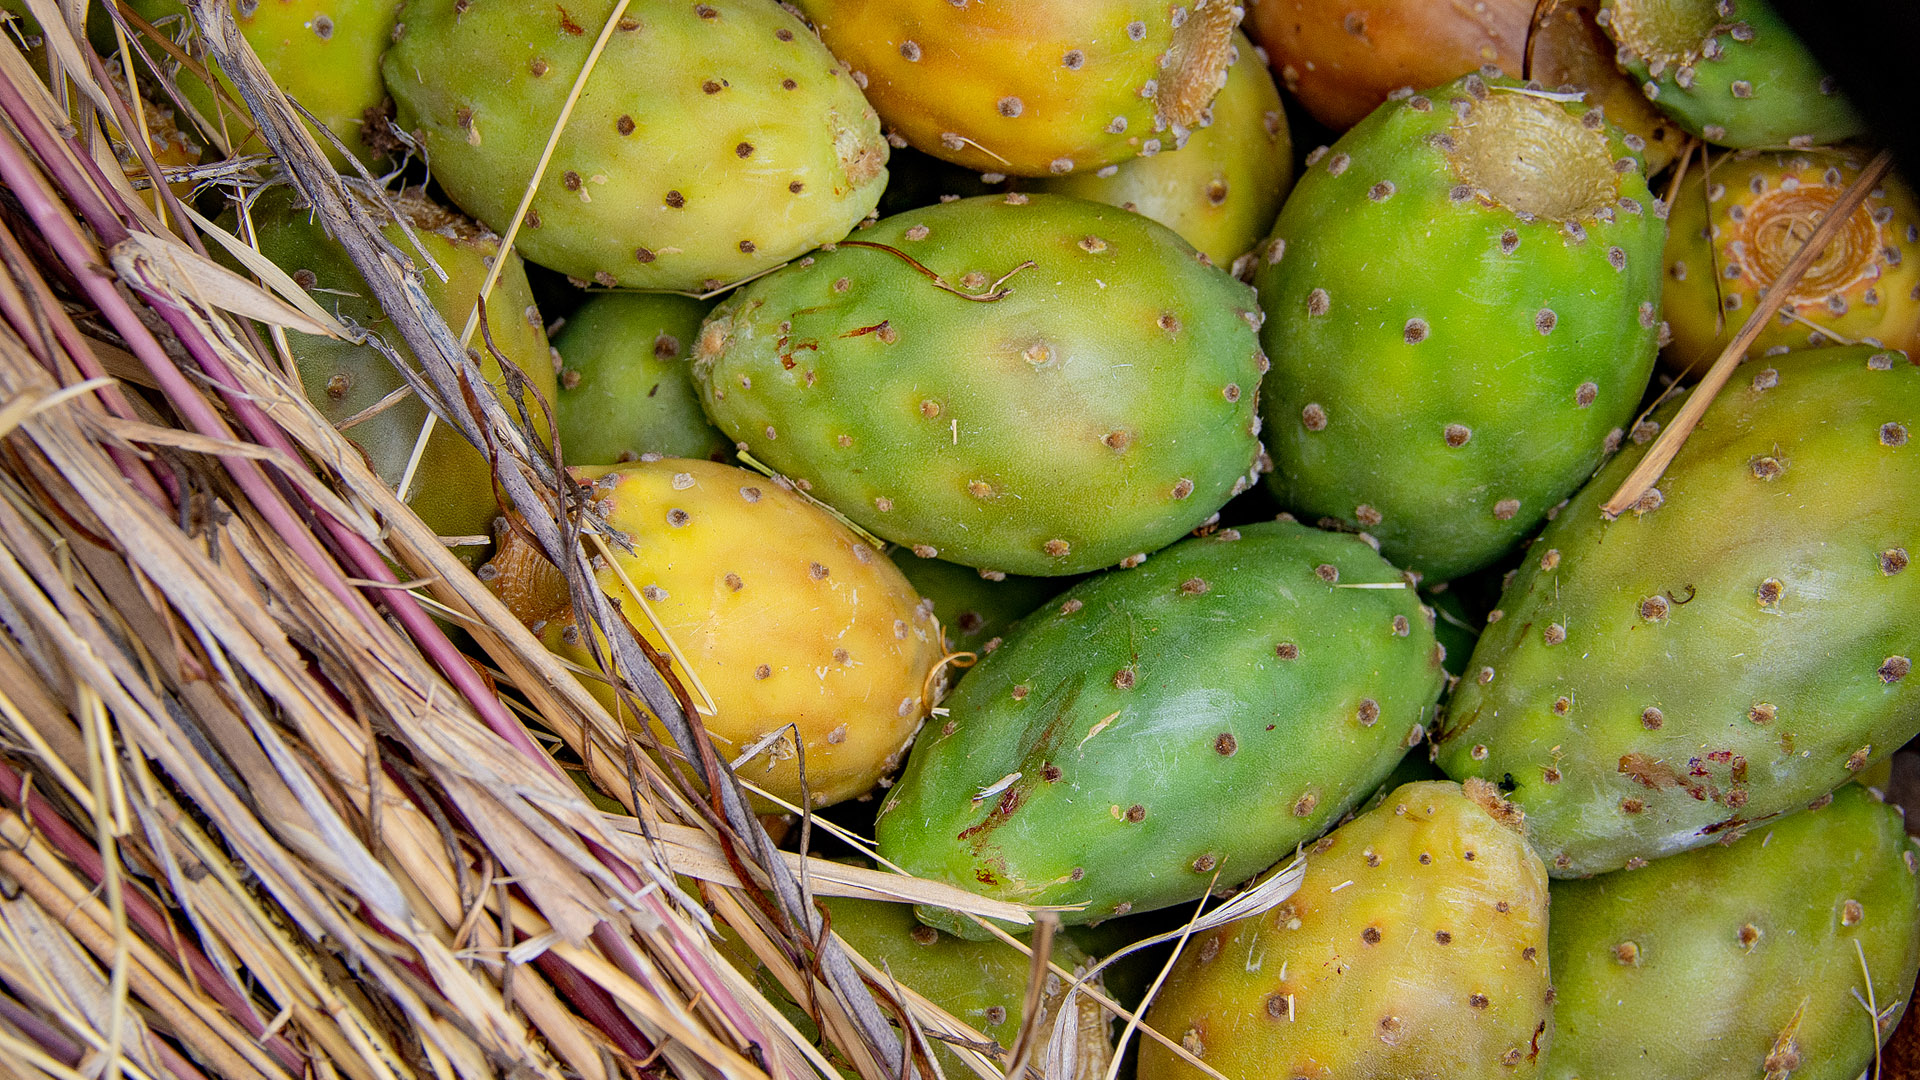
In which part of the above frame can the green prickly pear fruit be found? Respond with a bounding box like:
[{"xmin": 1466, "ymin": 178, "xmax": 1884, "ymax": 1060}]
[
  {"xmin": 1662, "ymin": 148, "xmax": 1920, "ymax": 369},
  {"xmin": 384, "ymin": 0, "xmax": 887, "ymax": 293},
  {"xmin": 876, "ymin": 521, "xmax": 1446, "ymax": 937},
  {"xmin": 691, "ymin": 193, "xmax": 1267, "ymax": 577},
  {"xmin": 822, "ymin": 895, "xmax": 1111, "ymax": 1078},
  {"xmin": 1545, "ymin": 783, "xmax": 1920, "ymax": 1080},
  {"xmin": 553, "ymin": 293, "xmax": 731, "ymax": 466},
  {"xmin": 241, "ymin": 186, "xmax": 554, "ymax": 551},
  {"xmin": 127, "ymin": 0, "xmax": 397, "ymax": 167},
  {"xmin": 1138, "ymin": 780, "xmax": 1553, "ymax": 1080},
  {"xmin": 794, "ymin": 0, "xmax": 1240, "ymax": 178},
  {"xmin": 889, "ymin": 555, "xmax": 1064, "ymax": 657},
  {"xmin": 1034, "ymin": 32, "xmax": 1293, "ymax": 266},
  {"xmin": 1434, "ymin": 345, "xmax": 1920, "ymax": 877},
  {"xmin": 1255, "ymin": 72, "xmax": 1666, "ymax": 582},
  {"xmin": 1596, "ymin": 0, "xmax": 1864, "ymax": 148}
]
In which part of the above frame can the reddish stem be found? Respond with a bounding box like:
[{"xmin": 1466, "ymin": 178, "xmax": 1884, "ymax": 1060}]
[{"xmin": 0, "ymin": 759, "xmax": 304, "ymax": 1072}]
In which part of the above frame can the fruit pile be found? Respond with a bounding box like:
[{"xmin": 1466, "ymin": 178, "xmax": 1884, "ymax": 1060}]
[{"xmin": 40, "ymin": 0, "xmax": 1920, "ymax": 1074}]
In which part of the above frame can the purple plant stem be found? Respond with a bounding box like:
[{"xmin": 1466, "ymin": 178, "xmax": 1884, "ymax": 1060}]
[
  {"xmin": 0, "ymin": 760, "xmax": 304, "ymax": 1072},
  {"xmin": 532, "ymin": 948, "xmax": 659, "ymax": 1066},
  {"xmin": 4, "ymin": 51, "xmax": 778, "ymax": 1075},
  {"xmin": 0, "ymin": 991, "xmax": 83, "ymax": 1064},
  {"xmin": 0, "ymin": 82, "xmax": 176, "ymax": 510},
  {"xmin": 145, "ymin": 287, "xmax": 783, "ymax": 1066},
  {"xmin": 0, "ymin": 105, "xmax": 377, "ymax": 637}
]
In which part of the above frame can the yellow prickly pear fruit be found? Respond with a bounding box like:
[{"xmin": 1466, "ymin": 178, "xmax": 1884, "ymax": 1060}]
[
  {"xmin": 1140, "ymin": 780, "xmax": 1553, "ymax": 1080},
  {"xmin": 485, "ymin": 459, "xmax": 944, "ymax": 809},
  {"xmin": 126, "ymin": 0, "xmax": 398, "ymax": 168},
  {"xmin": 1663, "ymin": 148, "xmax": 1920, "ymax": 369},
  {"xmin": 795, "ymin": 0, "xmax": 1241, "ymax": 177},
  {"xmin": 1035, "ymin": 31, "xmax": 1293, "ymax": 265}
]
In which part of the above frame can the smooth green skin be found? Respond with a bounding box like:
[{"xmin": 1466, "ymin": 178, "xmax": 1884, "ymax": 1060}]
[
  {"xmin": 1436, "ymin": 346, "xmax": 1920, "ymax": 876},
  {"xmin": 1599, "ymin": 0, "xmax": 1863, "ymax": 148},
  {"xmin": 824, "ymin": 895, "xmax": 1101, "ymax": 1076},
  {"xmin": 1139, "ymin": 782, "xmax": 1554, "ymax": 1080},
  {"xmin": 128, "ymin": 0, "xmax": 395, "ymax": 167},
  {"xmin": 554, "ymin": 293, "xmax": 730, "ymax": 466},
  {"xmin": 384, "ymin": 0, "xmax": 887, "ymax": 292},
  {"xmin": 877, "ymin": 522, "xmax": 1447, "ymax": 937},
  {"xmin": 244, "ymin": 189, "xmax": 555, "ymax": 551},
  {"xmin": 714, "ymin": 890, "xmax": 1102, "ymax": 1079},
  {"xmin": 1035, "ymin": 32, "xmax": 1292, "ymax": 266},
  {"xmin": 1255, "ymin": 73, "xmax": 1664, "ymax": 583},
  {"xmin": 694, "ymin": 193, "xmax": 1266, "ymax": 576},
  {"xmin": 1546, "ymin": 784, "xmax": 1920, "ymax": 1080},
  {"xmin": 890, "ymin": 554, "xmax": 1064, "ymax": 655}
]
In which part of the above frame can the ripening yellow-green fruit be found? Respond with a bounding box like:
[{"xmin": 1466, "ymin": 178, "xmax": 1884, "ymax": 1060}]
[{"xmin": 486, "ymin": 458, "xmax": 944, "ymax": 809}]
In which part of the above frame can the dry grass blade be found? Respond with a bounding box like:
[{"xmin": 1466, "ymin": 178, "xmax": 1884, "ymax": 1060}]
[
  {"xmin": 0, "ymin": 18, "xmax": 849, "ymax": 1080},
  {"xmin": 174, "ymin": 3, "xmax": 917, "ymax": 1067},
  {"xmin": 999, "ymin": 915, "xmax": 1055, "ymax": 1080},
  {"xmin": 1601, "ymin": 148, "xmax": 1895, "ymax": 517}
]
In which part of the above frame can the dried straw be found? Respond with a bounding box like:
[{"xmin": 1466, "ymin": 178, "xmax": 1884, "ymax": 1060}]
[
  {"xmin": 0, "ymin": 3, "xmax": 1317, "ymax": 1077},
  {"xmin": 1601, "ymin": 148, "xmax": 1895, "ymax": 517}
]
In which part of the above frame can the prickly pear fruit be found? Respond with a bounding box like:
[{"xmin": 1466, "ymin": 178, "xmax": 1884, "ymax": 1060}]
[
  {"xmin": 889, "ymin": 555, "xmax": 1063, "ymax": 657},
  {"xmin": 384, "ymin": 0, "xmax": 887, "ymax": 292},
  {"xmin": 1663, "ymin": 148, "xmax": 1920, "ymax": 367},
  {"xmin": 1435, "ymin": 346, "xmax": 1920, "ymax": 876},
  {"xmin": 876, "ymin": 521, "xmax": 1446, "ymax": 937},
  {"xmin": 1545, "ymin": 783, "xmax": 1920, "ymax": 1080},
  {"xmin": 242, "ymin": 186, "xmax": 553, "ymax": 551},
  {"xmin": 1139, "ymin": 780, "xmax": 1553, "ymax": 1080},
  {"xmin": 692, "ymin": 193, "xmax": 1266, "ymax": 577},
  {"xmin": 1255, "ymin": 72, "xmax": 1665, "ymax": 582},
  {"xmin": 794, "ymin": 0, "xmax": 1239, "ymax": 177},
  {"xmin": 127, "ymin": 0, "xmax": 397, "ymax": 167},
  {"xmin": 1244, "ymin": 0, "xmax": 1532, "ymax": 130},
  {"xmin": 483, "ymin": 458, "xmax": 942, "ymax": 809},
  {"xmin": 1527, "ymin": 0, "xmax": 1685, "ymax": 175},
  {"xmin": 1034, "ymin": 32, "xmax": 1292, "ymax": 266},
  {"xmin": 1596, "ymin": 0, "xmax": 1863, "ymax": 148},
  {"xmin": 822, "ymin": 894, "xmax": 1111, "ymax": 1078},
  {"xmin": 554, "ymin": 293, "xmax": 731, "ymax": 466}
]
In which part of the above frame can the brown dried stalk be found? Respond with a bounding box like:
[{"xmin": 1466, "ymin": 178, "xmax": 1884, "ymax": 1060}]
[
  {"xmin": 1601, "ymin": 148, "xmax": 1895, "ymax": 517},
  {"xmin": 171, "ymin": 1, "xmax": 911, "ymax": 1071}
]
